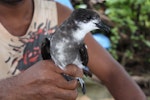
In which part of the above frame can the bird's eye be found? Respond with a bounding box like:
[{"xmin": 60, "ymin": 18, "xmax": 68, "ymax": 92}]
[
  {"xmin": 86, "ymin": 15, "xmax": 92, "ymax": 20},
  {"xmin": 82, "ymin": 15, "xmax": 92, "ymax": 23}
]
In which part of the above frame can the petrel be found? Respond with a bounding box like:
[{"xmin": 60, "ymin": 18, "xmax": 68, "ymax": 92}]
[{"xmin": 41, "ymin": 9, "xmax": 110, "ymax": 94}]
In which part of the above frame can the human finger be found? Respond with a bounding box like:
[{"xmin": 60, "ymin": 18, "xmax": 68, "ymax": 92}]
[
  {"xmin": 51, "ymin": 73, "xmax": 78, "ymax": 90},
  {"xmin": 63, "ymin": 64, "xmax": 83, "ymax": 77},
  {"xmin": 55, "ymin": 88, "xmax": 78, "ymax": 100}
]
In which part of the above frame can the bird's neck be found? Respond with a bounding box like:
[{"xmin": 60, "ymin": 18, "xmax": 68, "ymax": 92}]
[
  {"xmin": 72, "ymin": 29, "xmax": 88, "ymax": 41},
  {"xmin": 71, "ymin": 21, "xmax": 95, "ymax": 41}
]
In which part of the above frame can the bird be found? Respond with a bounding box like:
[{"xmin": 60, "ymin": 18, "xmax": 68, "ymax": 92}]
[{"xmin": 41, "ymin": 8, "xmax": 110, "ymax": 94}]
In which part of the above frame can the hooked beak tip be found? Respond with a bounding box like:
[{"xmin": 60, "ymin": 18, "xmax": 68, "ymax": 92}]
[{"xmin": 95, "ymin": 22, "xmax": 110, "ymax": 33}]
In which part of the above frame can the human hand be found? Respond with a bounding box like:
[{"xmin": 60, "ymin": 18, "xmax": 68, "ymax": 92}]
[{"xmin": 5, "ymin": 60, "xmax": 83, "ymax": 100}]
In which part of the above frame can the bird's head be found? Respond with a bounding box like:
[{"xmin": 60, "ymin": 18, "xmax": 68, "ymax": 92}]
[{"xmin": 70, "ymin": 9, "xmax": 110, "ymax": 33}]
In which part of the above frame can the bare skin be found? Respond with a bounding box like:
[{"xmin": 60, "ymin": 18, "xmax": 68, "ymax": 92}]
[
  {"xmin": 0, "ymin": 61, "xmax": 82, "ymax": 100},
  {"xmin": 0, "ymin": 0, "xmax": 146, "ymax": 100},
  {"xmin": 0, "ymin": 0, "xmax": 82, "ymax": 100}
]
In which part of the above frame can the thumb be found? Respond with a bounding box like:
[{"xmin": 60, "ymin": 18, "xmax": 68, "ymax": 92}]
[{"xmin": 63, "ymin": 64, "xmax": 83, "ymax": 78}]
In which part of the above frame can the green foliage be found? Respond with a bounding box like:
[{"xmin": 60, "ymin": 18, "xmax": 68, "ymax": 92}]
[{"xmin": 105, "ymin": 0, "xmax": 150, "ymax": 70}]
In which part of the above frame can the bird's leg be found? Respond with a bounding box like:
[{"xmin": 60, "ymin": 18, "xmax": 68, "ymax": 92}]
[{"xmin": 76, "ymin": 77, "xmax": 86, "ymax": 94}]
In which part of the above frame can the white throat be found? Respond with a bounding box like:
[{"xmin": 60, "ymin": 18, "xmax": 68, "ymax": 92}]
[{"xmin": 73, "ymin": 20, "xmax": 98, "ymax": 41}]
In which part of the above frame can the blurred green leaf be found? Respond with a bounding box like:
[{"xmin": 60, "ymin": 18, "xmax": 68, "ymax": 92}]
[{"xmin": 105, "ymin": 0, "xmax": 150, "ymax": 70}]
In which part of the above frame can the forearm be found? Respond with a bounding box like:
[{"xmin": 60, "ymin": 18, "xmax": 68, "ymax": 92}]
[
  {"xmin": 103, "ymin": 65, "xmax": 146, "ymax": 100},
  {"xmin": 90, "ymin": 56, "xmax": 146, "ymax": 99},
  {"xmin": 84, "ymin": 33, "xmax": 146, "ymax": 100}
]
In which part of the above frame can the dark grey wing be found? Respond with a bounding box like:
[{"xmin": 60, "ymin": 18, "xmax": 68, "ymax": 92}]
[
  {"xmin": 79, "ymin": 43, "xmax": 92, "ymax": 77},
  {"xmin": 41, "ymin": 38, "xmax": 51, "ymax": 60},
  {"xmin": 79, "ymin": 43, "xmax": 88, "ymax": 66}
]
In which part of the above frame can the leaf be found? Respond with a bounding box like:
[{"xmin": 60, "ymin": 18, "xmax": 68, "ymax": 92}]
[{"xmin": 143, "ymin": 40, "xmax": 150, "ymax": 47}]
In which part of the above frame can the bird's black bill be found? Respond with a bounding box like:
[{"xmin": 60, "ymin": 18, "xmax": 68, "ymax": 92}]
[{"xmin": 95, "ymin": 22, "xmax": 110, "ymax": 33}]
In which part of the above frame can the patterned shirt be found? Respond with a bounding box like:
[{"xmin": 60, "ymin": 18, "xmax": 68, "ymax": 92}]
[{"xmin": 0, "ymin": 0, "xmax": 58, "ymax": 79}]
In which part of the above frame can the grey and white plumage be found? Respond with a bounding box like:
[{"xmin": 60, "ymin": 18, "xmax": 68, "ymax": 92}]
[
  {"xmin": 50, "ymin": 9, "xmax": 109, "ymax": 70},
  {"xmin": 41, "ymin": 9, "xmax": 110, "ymax": 94}
]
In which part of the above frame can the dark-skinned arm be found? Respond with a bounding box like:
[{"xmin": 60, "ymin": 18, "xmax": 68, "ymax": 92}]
[{"xmin": 84, "ymin": 33, "xmax": 146, "ymax": 100}]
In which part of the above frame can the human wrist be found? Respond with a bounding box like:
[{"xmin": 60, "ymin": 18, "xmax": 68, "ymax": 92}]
[{"xmin": 0, "ymin": 75, "xmax": 21, "ymax": 100}]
